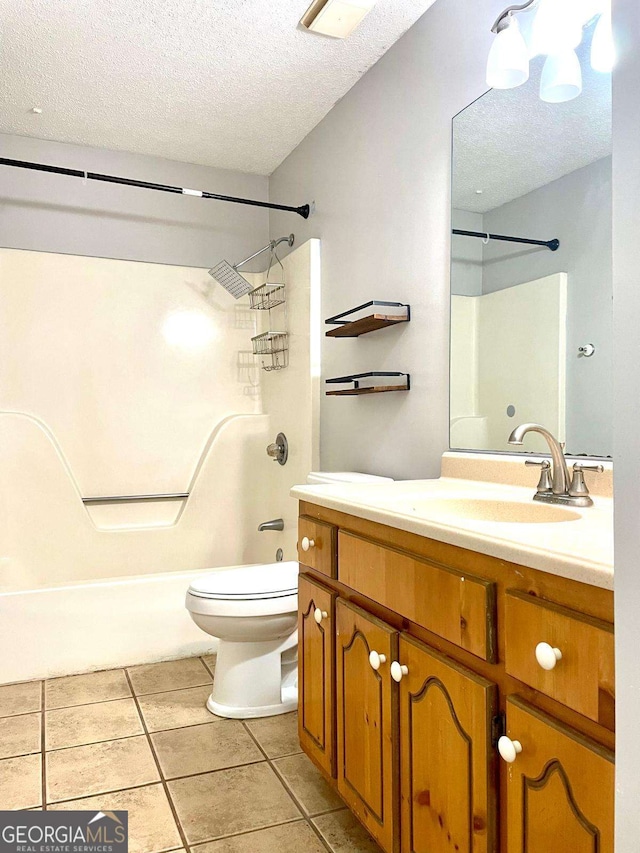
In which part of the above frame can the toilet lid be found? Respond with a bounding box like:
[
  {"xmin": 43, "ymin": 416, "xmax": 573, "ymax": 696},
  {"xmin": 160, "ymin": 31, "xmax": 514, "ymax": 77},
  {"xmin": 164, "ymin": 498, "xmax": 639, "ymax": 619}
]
[{"xmin": 188, "ymin": 561, "xmax": 299, "ymax": 600}]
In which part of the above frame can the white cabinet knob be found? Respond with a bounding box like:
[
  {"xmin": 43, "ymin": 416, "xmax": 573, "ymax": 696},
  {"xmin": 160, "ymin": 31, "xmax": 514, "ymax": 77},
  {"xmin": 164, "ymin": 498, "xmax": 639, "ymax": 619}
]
[
  {"xmin": 313, "ymin": 608, "xmax": 328, "ymax": 624},
  {"xmin": 535, "ymin": 642, "xmax": 562, "ymax": 671},
  {"xmin": 390, "ymin": 661, "xmax": 409, "ymax": 682},
  {"xmin": 369, "ymin": 651, "xmax": 387, "ymax": 670},
  {"xmin": 301, "ymin": 537, "xmax": 315, "ymax": 552},
  {"xmin": 498, "ymin": 735, "xmax": 522, "ymax": 763}
]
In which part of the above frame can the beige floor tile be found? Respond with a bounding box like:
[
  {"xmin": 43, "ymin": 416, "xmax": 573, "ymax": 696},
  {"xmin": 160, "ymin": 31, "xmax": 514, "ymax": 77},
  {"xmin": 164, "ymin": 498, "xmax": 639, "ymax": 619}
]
[
  {"xmin": 151, "ymin": 720, "xmax": 262, "ymax": 779},
  {"xmin": 50, "ymin": 784, "xmax": 182, "ymax": 853},
  {"xmin": 0, "ymin": 753, "xmax": 42, "ymax": 809},
  {"xmin": 201, "ymin": 655, "xmax": 216, "ymax": 675},
  {"xmin": 273, "ymin": 753, "xmax": 343, "ymax": 816},
  {"xmin": 138, "ymin": 686, "xmax": 212, "ymax": 733},
  {"xmin": 128, "ymin": 659, "xmax": 211, "ymax": 696},
  {"xmin": 0, "ymin": 681, "xmax": 42, "ymax": 718},
  {"xmin": 192, "ymin": 821, "xmax": 326, "ymax": 853},
  {"xmin": 45, "ymin": 670, "xmax": 131, "ymax": 710},
  {"xmin": 168, "ymin": 762, "xmax": 301, "ymax": 844},
  {"xmin": 0, "ymin": 712, "xmax": 41, "ymax": 759},
  {"xmin": 312, "ymin": 810, "xmax": 383, "ymax": 853},
  {"xmin": 244, "ymin": 712, "xmax": 301, "ymax": 759},
  {"xmin": 46, "ymin": 734, "xmax": 159, "ymax": 802},
  {"xmin": 46, "ymin": 698, "xmax": 144, "ymax": 750}
]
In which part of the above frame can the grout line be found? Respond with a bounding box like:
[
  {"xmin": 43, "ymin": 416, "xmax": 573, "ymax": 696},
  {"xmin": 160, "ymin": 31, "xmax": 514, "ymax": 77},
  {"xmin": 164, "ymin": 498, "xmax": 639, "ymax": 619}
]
[
  {"xmin": 44, "ymin": 729, "xmax": 148, "ymax": 754},
  {"xmin": 198, "ymin": 656, "xmax": 216, "ymax": 678},
  {"xmin": 157, "ymin": 757, "xmax": 267, "ymax": 784},
  {"xmin": 44, "ymin": 694, "xmax": 134, "ymax": 713},
  {"xmin": 240, "ymin": 721, "xmax": 338, "ymax": 850},
  {"xmin": 128, "ymin": 682, "xmax": 212, "ymax": 700},
  {"xmin": 40, "ymin": 683, "xmax": 46, "ymax": 810},
  {"xmin": 187, "ymin": 820, "xmax": 309, "ymax": 852},
  {"xmin": 122, "ymin": 669, "xmax": 190, "ymax": 853},
  {"xmin": 241, "ymin": 721, "xmax": 345, "ymax": 853},
  {"xmin": 184, "ymin": 817, "xmax": 304, "ymax": 849},
  {"xmin": 46, "ymin": 779, "xmax": 170, "ymax": 808}
]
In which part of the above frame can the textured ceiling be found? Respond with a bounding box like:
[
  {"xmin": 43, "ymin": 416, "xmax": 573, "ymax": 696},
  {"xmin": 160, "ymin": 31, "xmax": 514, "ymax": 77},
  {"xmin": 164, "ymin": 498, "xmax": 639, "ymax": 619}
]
[
  {"xmin": 0, "ymin": 0, "xmax": 437, "ymax": 175},
  {"xmin": 453, "ymin": 33, "xmax": 612, "ymax": 214}
]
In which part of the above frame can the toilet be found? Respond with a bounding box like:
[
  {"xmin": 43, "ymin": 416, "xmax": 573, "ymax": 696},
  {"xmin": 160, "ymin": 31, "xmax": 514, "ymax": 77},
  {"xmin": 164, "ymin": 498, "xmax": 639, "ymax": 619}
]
[{"xmin": 185, "ymin": 470, "xmax": 393, "ymax": 719}]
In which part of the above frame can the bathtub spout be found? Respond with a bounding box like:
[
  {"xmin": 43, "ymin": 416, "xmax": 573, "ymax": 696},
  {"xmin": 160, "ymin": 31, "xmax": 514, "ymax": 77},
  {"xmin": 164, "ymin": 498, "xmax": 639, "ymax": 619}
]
[{"xmin": 258, "ymin": 518, "xmax": 284, "ymax": 532}]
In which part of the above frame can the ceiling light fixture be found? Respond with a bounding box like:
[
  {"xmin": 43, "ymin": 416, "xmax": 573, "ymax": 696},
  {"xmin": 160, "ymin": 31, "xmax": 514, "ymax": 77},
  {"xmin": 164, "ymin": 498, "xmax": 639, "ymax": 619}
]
[
  {"xmin": 300, "ymin": 0, "xmax": 377, "ymax": 39},
  {"xmin": 486, "ymin": 13, "xmax": 530, "ymax": 89},
  {"xmin": 486, "ymin": 0, "xmax": 615, "ymax": 103}
]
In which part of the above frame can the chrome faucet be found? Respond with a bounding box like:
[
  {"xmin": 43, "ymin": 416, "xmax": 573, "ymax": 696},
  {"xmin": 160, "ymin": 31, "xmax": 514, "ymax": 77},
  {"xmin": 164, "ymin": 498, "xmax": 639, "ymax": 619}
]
[
  {"xmin": 508, "ymin": 423, "xmax": 603, "ymax": 507},
  {"xmin": 508, "ymin": 423, "xmax": 571, "ymax": 495},
  {"xmin": 258, "ymin": 518, "xmax": 284, "ymax": 532}
]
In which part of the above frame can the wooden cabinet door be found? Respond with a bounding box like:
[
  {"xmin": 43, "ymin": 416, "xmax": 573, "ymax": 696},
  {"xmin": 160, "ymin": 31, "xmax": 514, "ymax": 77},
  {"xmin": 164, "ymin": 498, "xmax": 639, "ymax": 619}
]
[
  {"xmin": 336, "ymin": 599, "xmax": 398, "ymax": 853},
  {"xmin": 298, "ymin": 574, "xmax": 336, "ymax": 777},
  {"xmin": 503, "ymin": 696, "xmax": 614, "ymax": 853},
  {"xmin": 398, "ymin": 635, "xmax": 498, "ymax": 853}
]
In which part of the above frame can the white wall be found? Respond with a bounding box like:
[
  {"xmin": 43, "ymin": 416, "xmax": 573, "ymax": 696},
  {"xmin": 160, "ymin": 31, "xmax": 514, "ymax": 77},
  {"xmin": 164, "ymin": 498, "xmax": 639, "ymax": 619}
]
[
  {"xmin": 612, "ymin": 0, "xmax": 640, "ymax": 848},
  {"xmin": 269, "ymin": 0, "xmax": 507, "ymax": 480},
  {"xmin": 0, "ymin": 133, "xmax": 269, "ymax": 269}
]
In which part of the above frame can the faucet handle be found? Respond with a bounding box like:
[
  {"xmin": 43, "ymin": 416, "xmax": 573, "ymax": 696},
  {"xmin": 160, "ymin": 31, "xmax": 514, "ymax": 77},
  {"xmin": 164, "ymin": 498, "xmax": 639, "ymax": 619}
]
[
  {"xmin": 525, "ymin": 459, "xmax": 553, "ymax": 493},
  {"xmin": 569, "ymin": 463, "xmax": 604, "ymax": 498}
]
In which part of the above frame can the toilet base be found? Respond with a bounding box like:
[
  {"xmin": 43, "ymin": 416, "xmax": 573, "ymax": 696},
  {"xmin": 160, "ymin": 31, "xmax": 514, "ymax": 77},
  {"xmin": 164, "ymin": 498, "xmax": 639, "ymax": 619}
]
[
  {"xmin": 205, "ymin": 632, "xmax": 298, "ymax": 720},
  {"xmin": 207, "ymin": 684, "xmax": 297, "ymax": 719}
]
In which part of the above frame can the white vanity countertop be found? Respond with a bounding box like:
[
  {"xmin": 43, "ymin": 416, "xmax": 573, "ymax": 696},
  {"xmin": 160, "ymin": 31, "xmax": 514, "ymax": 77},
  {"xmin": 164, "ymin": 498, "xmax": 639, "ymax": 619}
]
[{"xmin": 291, "ymin": 476, "xmax": 614, "ymax": 591}]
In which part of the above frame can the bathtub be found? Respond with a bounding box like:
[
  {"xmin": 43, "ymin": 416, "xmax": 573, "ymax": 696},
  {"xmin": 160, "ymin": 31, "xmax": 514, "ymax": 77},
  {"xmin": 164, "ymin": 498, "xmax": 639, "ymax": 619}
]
[
  {"xmin": 0, "ymin": 412, "xmax": 298, "ymax": 684},
  {"xmin": 0, "ymin": 568, "xmax": 228, "ymax": 684}
]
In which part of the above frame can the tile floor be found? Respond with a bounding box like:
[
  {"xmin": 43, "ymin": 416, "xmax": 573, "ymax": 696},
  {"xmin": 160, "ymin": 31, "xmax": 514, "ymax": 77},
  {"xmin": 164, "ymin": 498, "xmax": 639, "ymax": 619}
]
[{"xmin": 0, "ymin": 656, "xmax": 383, "ymax": 853}]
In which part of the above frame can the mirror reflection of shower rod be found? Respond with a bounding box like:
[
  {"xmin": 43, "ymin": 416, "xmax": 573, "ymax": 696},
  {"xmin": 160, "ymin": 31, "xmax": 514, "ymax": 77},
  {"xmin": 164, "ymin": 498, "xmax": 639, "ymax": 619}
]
[
  {"xmin": 0, "ymin": 157, "xmax": 310, "ymax": 219},
  {"xmin": 453, "ymin": 228, "xmax": 559, "ymax": 251}
]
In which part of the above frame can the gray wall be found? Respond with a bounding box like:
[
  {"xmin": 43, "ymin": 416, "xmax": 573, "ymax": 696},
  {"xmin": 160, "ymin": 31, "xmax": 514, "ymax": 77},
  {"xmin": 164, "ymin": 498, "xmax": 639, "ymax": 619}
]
[
  {"xmin": 612, "ymin": 0, "xmax": 640, "ymax": 848},
  {"xmin": 269, "ymin": 0, "xmax": 507, "ymax": 480},
  {"xmin": 270, "ymin": 1, "xmax": 638, "ymax": 845},
  {"xmin": 0, "ymin": 133, "xmax": 269, "ymax": 269},
  {"xmin": 482, "ymin": 158, "xmax": 612, "ymax": 457}
]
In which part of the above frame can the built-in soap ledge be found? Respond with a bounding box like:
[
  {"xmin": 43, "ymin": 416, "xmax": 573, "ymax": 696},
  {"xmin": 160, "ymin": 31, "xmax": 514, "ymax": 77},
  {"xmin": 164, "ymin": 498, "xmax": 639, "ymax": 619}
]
[{"xmin": 441, "ymin": 451, "xmax": 613, "ymax": 499}]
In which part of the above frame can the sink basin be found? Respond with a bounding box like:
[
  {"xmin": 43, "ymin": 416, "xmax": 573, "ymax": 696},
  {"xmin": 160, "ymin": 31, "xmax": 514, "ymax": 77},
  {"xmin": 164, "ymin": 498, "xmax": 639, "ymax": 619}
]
[{"xmin": 396, "ymin": 497, "xmax": 581, "ymax": 524}]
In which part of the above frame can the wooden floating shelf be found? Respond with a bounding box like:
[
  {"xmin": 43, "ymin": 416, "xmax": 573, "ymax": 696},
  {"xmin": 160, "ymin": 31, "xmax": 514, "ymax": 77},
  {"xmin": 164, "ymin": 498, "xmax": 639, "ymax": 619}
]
[
  {"xmin": 325, "ymin": 300, "xmax": 410, "ymax": 338},
  {"xmin": 326, "ymin": 384, "xmax": 409, "ymax": 396},
  {"xmin": 325, "ymin": 372, "xmax": 410, "ymax": 396}
]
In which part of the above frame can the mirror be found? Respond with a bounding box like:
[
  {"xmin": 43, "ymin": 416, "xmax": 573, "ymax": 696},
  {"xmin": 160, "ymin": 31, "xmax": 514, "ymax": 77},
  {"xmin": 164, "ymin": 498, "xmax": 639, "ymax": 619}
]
[{"xmin": 450, "ymin": 32, "xmax": 612, "ymax": 458}]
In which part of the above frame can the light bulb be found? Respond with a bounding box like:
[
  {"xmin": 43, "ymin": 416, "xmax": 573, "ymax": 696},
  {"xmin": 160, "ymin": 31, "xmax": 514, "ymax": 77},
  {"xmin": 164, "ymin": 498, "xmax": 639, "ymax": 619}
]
[
  {"xmin": 540, "ymin": 50, "xmax": 583, "ymax": 102},
  {"xmin": 591, "ymin": 10, "xmax": 615, "ymax": 72},
  {"xmin": 486, "ymin": 15, "xmax": 530, "ymax": 89},
  {"xmin": 531, "ymin": 0, "xmax": 583, "ymax": 56}
]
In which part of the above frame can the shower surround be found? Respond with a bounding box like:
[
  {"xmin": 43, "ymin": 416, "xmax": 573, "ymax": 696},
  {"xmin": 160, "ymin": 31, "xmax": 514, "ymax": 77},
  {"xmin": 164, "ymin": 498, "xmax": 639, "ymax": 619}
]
[{"xmin": 0, "ymin": 240, "xmax": 320, "ymax": 684}]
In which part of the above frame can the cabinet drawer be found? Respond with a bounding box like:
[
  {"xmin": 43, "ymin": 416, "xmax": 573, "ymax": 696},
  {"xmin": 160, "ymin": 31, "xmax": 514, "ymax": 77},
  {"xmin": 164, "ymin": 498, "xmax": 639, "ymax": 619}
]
[
  {"xmin": 298, "ymin": 517, "xmax": 337, "ymax": 578},
  {"xmin": 338, "ymin": 531, "xmax": 497, "ymax": 661},
  {"xmin": 505, "ymin": 590, "xmax": 614, "ymax": 727}
]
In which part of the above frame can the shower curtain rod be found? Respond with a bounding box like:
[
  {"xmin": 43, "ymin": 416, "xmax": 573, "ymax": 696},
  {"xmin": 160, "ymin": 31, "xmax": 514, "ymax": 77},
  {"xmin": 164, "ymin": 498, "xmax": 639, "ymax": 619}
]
[
  {"xmin": 0, "ymin": 157, "xmax": 311, "ymax": 219},
  {"xmin": 452, "ymin": 228, "xmax": 559, "ymax": 251}
]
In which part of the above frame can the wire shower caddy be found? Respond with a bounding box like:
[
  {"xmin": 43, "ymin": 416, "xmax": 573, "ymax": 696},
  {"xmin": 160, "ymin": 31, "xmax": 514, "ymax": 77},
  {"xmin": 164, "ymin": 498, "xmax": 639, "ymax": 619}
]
[{"xmin": 248, "ymin": 239, "xmax": 290, "ymax": 371}]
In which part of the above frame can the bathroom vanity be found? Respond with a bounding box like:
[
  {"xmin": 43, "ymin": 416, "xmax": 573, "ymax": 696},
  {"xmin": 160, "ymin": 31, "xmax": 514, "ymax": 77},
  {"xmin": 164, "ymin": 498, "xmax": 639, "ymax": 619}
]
[{"xmin": 293, "ymin": 462, "xmax": 614, "ymax": 853}]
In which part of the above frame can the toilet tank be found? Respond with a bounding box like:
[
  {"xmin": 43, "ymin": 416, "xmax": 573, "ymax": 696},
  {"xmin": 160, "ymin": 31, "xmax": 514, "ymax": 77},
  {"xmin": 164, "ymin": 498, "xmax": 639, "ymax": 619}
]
[{"xmin": 306, "ymin": 471, "xmax": 394, "ymax": 485}]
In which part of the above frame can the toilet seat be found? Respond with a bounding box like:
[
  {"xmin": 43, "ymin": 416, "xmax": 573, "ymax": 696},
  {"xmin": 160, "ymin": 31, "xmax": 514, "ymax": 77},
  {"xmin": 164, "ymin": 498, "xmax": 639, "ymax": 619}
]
[{"xmin": 188, "ymin": 561, "xmax": 299, "ymax": 602}]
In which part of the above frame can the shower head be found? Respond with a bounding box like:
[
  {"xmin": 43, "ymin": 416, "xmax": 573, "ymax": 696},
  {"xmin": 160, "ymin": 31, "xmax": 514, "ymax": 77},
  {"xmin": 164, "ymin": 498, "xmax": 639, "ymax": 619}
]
[
  {"xmin": 208, "ymin": 260, "xmax": 254, "ymax": 299},
  {"xmin": 208, "ymin": 234, "xmax": 295, "ymax": 300}
]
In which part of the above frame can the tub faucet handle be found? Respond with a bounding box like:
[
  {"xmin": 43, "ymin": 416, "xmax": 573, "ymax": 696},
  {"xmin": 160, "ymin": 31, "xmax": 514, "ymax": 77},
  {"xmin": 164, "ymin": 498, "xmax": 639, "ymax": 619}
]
[{"xmin": 266, "ymin": 433, "xmax": 288, "ymax": 466}]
